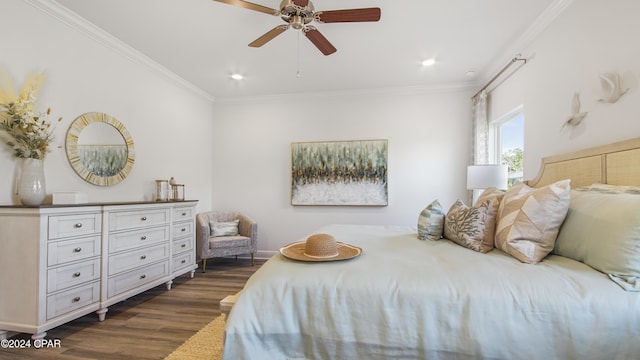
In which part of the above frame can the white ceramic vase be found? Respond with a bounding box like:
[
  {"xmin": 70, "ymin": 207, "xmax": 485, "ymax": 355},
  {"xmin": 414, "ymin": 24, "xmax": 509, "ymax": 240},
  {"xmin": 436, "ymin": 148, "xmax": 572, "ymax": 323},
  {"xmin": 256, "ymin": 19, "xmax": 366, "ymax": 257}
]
[{"xmin": 18, "ymin": 158, "xmax": 46, "ymax": 206}]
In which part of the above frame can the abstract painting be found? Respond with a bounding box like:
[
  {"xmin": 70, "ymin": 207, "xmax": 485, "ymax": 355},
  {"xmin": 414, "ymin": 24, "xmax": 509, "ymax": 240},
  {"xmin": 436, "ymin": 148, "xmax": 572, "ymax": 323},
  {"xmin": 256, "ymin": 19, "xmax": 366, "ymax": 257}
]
[{"xmin": 291, "ymin": 139, "xmax": 388, "ymax": 206}]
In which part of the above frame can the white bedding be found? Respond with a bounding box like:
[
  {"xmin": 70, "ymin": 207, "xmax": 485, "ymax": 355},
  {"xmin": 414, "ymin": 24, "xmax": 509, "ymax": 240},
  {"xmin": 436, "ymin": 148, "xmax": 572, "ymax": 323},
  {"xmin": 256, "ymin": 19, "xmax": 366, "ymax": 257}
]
[{"xmin": 222, "ymin": 224, "xmax": 640, "ymax": 360}]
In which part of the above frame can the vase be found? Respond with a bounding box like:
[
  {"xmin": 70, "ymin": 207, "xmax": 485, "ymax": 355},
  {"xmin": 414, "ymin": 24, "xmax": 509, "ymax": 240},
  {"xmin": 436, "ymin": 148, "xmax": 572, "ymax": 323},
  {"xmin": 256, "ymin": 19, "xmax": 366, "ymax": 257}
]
[{"xmin": 18, "ymin": 158, "xmax": 46, "ymax": 206}]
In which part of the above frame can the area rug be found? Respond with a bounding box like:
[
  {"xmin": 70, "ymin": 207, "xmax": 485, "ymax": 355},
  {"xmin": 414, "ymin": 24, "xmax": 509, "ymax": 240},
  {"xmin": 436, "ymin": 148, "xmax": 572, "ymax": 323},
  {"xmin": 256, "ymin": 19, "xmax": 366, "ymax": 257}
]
[{"xmin": 165, "ymin": 314, "xmax": 225, "ymax": 360}]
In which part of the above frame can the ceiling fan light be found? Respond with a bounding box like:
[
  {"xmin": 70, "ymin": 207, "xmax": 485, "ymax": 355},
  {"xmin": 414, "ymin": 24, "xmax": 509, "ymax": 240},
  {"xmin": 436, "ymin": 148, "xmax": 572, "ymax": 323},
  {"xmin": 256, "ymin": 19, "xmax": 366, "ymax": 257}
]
[{"xmin": 291, "ymin": 15, "xmax": 304, "ymax": 29}]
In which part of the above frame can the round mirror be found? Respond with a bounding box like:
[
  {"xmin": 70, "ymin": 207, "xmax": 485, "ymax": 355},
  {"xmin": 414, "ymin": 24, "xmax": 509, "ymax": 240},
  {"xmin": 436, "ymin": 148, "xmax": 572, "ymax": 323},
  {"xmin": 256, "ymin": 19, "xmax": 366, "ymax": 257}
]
[{"xmin": 65, "ymin": 112, "xmax": 135, "ymax": 186}]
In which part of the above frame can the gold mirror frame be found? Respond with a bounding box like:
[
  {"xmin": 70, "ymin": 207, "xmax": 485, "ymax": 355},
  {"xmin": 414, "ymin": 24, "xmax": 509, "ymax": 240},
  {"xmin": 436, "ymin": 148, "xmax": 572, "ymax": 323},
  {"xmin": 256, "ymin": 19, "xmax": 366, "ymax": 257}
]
[{"xmin": 65, "ymin": 112, "xmax": 135, "ymax": 186}]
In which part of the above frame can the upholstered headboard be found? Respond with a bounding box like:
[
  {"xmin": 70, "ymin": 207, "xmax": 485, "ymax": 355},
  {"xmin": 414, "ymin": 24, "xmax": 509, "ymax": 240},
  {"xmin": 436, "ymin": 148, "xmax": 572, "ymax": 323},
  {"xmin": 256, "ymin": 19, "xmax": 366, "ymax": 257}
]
[{"xmin": 527, "ymin": 137, "xmax": 640, "ymax": 188}]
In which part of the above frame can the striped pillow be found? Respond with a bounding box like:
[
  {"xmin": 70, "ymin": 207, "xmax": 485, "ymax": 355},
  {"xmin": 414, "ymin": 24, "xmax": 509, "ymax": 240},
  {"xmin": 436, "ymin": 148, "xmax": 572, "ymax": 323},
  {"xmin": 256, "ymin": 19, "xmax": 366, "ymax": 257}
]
[
  {"xmin": 210, "ymin": 219, "xmax": 240, "ymax": 237},
  {"xmin": 417, "ymin": 200, "xmax": 445, "ymax": 240}
]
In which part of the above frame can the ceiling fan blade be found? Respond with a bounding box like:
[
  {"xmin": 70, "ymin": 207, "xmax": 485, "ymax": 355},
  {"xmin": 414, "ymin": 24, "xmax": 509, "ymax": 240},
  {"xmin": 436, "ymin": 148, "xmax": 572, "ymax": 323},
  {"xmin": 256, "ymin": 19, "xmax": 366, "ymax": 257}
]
[
  {"xmin": 315, "ymin": 8, "xmax": 381, "ymax": 23},
  {"xmin": 292, "ymin": 0, "xmax": 309, "ymax": 7},
  {"xmin": 214, "ymin": 0, "xmax": 279, "ymax": 15},
  {"xmin": 304, "ymin": 27, "xmax": 336, "ymax": 56},
  {"xmin": 248, "ymin": 25, "xmax": 289, "ymax": 47}
]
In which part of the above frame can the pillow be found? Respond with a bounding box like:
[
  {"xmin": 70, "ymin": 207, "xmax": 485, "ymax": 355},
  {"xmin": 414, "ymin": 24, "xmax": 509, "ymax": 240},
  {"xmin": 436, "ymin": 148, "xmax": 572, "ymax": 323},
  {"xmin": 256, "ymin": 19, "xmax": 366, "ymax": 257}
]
[
  {"xmin": 210, "ymin": 219, "xmax": 239, "ymax": 237},
  {"xmin": 474, "ymin": 187, "xmax": 505, "ymax": 246},
  {"xmin": 444, "ymin": 199, "xmax": 494, "ymax": 253},
  {"xmin": 555, "ymin": 190, "xmax": 640, "ymax": 291},
  {"xmin": 417, "ymin": 200, "xmax": 445, "ymax": 240},
  {"xmin": 587, "ymin": 183, "xmax": 640, "ymax": 194},
  {"xmin": 494, "ymin": 179, "xmax": 571, "ymax": 264}
]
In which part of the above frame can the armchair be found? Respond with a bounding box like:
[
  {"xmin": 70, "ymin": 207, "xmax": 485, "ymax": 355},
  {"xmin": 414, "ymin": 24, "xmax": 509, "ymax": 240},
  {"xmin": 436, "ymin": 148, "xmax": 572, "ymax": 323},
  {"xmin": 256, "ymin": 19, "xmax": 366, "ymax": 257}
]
[{"xmin": 195, "ymin": 211, "xmax": 257, "ymax": 273}]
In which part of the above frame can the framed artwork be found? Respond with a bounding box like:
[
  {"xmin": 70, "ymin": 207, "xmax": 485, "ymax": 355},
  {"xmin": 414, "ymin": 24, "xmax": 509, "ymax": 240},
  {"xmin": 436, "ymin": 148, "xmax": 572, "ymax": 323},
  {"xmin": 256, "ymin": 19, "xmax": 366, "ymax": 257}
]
[{"xmin": 291, "ymin": 139, "xmax": 388, "ymax": 206}]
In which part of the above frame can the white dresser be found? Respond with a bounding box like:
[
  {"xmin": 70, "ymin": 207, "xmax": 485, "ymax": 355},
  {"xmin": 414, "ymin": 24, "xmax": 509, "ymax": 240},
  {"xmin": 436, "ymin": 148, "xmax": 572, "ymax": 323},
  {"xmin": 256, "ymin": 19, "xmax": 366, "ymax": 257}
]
[{"xmin": 0, "ymin": 200, "xmax": 197, "ymax": 339}]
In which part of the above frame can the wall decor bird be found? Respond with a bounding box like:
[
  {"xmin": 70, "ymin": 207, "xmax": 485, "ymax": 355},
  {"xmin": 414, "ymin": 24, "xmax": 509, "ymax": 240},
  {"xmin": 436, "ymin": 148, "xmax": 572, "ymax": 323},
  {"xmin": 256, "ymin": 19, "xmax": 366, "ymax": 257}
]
[
  {"xmin": 562, "ymin": 92, "xmax": 588, "ymax": 129},
  {"xmin": 597, "ymin": 72, "xmax": 629, "ymax": 104}
]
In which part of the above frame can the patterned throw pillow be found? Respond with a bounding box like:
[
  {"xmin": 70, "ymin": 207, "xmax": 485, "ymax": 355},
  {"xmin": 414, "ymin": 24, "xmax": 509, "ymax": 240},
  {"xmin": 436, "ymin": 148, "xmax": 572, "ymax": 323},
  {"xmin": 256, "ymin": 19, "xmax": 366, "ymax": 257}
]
[
  {"xmin": 444, "ymin": 199, "xmax": 493, "ymax": 253},
  {"xmin": 495, "ymin": 179, "xmax": 571, "ymax": 264},
  {"xmin": 474, "ymin": 187, "xmax": 506, "ymax": 247},
  {"xmin": 210, "ymin": 219, "xmax": 240, "ymax": 237},
  {"xmin": 417, "ymin": 200, "xmax": 445, "ymax": 240}
]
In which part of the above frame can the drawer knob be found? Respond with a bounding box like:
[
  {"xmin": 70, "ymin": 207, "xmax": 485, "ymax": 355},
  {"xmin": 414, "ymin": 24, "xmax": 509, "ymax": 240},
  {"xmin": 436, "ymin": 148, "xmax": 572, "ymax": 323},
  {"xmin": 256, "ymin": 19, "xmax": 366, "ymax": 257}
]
[
  {"xmin": 141, "ymin": 216, "xmax": 147, "ymax": 221},
  {"xmin": 181, "ymin": 228, "xmax": 186, "ymax": 232},
  {"xmin": 181, "ymin": 212, "xmax": 187, "ymax": 216},
  {"xmin": 181, "ymin": 244, "xmax": 186, "ymax": 248},
  {"xmin": 140, "ymin": 236, "xmax": 147, "ymax": 240},
  {"xmin": 181, "ymin": 259, "xmax": 186, "ymax": 264},
  {"xmin": 73, "ymin": 247, "xmax": 82, "ymax": 253},
  {"xmin": 74, "ymin": 223, "xmax": 83, "ymax": 228},
  {"xmin": 72, "ymin": 297, "xmax": 81, "ymax": 303},
  {"xmin": 140, "ymin": 274, "xmax": 146, "ymax": 279},
  {"xmin": 73, "ymin": 272, "xmax": 81, "ymax": 278},
  {"xmin": 140, "ymin": 255, "xmax": 147, "ymax": 260}
]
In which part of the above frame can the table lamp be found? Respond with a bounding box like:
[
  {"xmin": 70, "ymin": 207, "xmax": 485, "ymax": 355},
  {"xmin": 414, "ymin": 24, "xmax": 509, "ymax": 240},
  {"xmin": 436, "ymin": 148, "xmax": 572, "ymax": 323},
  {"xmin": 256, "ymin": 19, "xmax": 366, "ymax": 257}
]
[{"xmin": 467, "ymin": 164, "xmax": 509, "ymax": 204}]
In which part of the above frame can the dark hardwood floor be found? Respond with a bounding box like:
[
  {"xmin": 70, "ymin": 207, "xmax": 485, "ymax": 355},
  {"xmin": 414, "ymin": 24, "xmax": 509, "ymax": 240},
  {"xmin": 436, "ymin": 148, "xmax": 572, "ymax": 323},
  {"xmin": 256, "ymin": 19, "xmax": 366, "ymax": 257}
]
[{"xmin": 0, "ymin": 258, "xmax": 266, "ymax": 360}]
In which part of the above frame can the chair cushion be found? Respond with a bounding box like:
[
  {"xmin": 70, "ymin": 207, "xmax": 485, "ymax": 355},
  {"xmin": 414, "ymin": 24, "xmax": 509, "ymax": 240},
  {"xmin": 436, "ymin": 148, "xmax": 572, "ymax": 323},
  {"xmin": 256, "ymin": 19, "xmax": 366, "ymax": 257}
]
[{"xmin": 209, "ymin": 235, "xmax": 251, "ymax": 250}]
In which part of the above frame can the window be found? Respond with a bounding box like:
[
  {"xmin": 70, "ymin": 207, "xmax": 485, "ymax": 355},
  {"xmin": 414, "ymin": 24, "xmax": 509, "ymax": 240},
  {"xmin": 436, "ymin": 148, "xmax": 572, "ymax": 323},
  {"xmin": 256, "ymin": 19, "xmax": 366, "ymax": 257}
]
[{"xmin": 490, "ymin": 106, "xmax": 524, "ymax": 187}]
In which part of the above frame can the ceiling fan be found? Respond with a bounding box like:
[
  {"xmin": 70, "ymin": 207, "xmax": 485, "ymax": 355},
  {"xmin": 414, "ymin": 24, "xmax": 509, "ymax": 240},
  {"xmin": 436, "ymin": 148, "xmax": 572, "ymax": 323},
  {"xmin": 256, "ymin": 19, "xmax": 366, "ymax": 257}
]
[{"xmin": 214, "ymin": 0, "xmax": 381, "ymax": 55}]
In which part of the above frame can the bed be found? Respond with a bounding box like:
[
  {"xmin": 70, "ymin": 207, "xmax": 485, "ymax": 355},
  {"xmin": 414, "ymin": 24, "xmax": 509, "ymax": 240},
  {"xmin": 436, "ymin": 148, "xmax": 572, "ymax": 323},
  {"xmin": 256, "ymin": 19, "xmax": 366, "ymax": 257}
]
[{"xmin": 222, "ymin": 137, "xmax": 640, "ymax": 360}]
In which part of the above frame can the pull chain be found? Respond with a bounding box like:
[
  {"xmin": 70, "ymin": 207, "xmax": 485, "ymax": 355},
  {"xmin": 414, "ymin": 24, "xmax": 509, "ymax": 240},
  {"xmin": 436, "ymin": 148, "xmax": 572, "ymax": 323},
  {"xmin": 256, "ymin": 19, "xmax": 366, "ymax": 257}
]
[{"xmin": 296, "ymin": 31, "xmax": 301, "ymax": 78}]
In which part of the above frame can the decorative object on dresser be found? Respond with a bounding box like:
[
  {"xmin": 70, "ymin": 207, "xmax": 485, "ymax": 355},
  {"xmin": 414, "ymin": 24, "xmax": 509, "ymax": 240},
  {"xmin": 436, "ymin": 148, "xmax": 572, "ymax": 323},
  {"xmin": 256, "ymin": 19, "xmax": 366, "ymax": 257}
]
[
  {"xmin": 0, "ymin": 70, "xmax": 62, "ymax": 206},
  {"xmin": 0, "ymin": 200, "xmax": 197, "ymax": 340},
  {"xmin": 195, "ymin": 211, "xmax": 257, "ymax": 272},
  {"xmin": 65, "ymin": 112, "xmax": 135, "ymax": 186},
  {"xmin": 155, "ymin": 179, "xmax": 170, "ymax": 201},
  {"xmin": 291, "ymin": 139, "xmax": 388, "ymax": 206}
]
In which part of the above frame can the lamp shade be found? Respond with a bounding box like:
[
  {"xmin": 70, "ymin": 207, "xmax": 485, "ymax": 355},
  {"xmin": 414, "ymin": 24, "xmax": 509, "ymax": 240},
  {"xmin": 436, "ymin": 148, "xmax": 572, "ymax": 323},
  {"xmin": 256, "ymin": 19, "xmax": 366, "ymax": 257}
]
[{"xmin": 467, "ymin": 164, "xmax": 509, "ymax": 190}]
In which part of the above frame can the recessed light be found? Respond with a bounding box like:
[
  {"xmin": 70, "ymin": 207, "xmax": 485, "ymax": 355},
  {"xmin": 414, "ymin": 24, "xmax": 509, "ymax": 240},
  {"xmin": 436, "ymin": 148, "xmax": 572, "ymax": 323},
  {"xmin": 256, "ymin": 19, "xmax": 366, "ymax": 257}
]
[
  {"xmin": 421, "ymin": 58, "xmax": 436, "ymax": 67},
  {"xmin": 231, "ymin": 73, "xmax": 244, "ymax": 80},
  {"xmin": 465, "ymin": 70, "xmax": 476, "ymax": 78}
]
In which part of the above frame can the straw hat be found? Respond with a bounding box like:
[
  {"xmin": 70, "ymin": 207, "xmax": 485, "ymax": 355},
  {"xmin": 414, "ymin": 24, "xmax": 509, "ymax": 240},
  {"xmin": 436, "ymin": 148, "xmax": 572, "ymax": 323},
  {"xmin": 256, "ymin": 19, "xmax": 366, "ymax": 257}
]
[{"xmin": 280, "ymin": 233, "xmax": 362, "ymax": 262}]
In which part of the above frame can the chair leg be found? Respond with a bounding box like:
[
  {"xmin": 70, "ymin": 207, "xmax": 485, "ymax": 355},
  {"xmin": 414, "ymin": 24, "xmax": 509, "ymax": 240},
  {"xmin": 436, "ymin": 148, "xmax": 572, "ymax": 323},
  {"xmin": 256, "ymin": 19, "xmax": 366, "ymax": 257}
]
[
  {"xmin": 251, "ymin": 253, "xmax": 255, "ymax": 266},
  {"xmin": 202, "ymin": 259, "xmax": 207, "ymax": 273},
  {"xmin": 235, "ymin": 255, "xmax": 238, "ymax": 260}
]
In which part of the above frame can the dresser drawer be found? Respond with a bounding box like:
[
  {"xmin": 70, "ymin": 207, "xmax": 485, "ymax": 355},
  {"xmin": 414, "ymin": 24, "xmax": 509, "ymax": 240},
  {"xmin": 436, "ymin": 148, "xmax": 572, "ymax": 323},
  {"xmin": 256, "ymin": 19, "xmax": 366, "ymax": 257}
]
[
  {"xmin": 47, "ymin": 258, "xmax": 101, "ymax": 293},
  {"xmin": 173, "ymin": 206, "xmax": 194, "ymax": 222},
  {"xmin": 48, "ymin": 235, "xmax": 101, "ymax": 266},
  {"xmin": 172, "ymin": 251, "xmax": 195, "ymax": 273},
  {"xmin": 109, "ymin": 208, "xmax": 170, "ymax": 232},
  {"xmin": 109, "ymin": 226, "xmax": 169, "ymax": 253},
  {"xmin": 107, "ymin": 261, "xmax": 169, "ymax": 298},
  {"xmin": 48, "ymin": 213, "xmax": 101, "ymax": 240},
  {"xmin": 173, "ymin": 221, "xmax": 194, "ymax": 238},
  {"xmin": 46, "ymin": 281, "xmax": 100, "ymax": 320},
  {"xmin": 172, "ymin": 236, "xmax": 193, "ymax": 254},
  {"xmin": 108, "ymin": 243, "xmax": 170, "ymax": 276}
]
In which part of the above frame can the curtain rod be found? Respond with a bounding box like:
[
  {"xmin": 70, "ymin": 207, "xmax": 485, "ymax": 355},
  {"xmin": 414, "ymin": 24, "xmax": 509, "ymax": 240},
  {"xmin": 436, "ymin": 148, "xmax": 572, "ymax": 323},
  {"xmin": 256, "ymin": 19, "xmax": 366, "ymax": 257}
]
[{"xmin": 472, "ymin": 55, "xmax": 527, "ymax": 98}]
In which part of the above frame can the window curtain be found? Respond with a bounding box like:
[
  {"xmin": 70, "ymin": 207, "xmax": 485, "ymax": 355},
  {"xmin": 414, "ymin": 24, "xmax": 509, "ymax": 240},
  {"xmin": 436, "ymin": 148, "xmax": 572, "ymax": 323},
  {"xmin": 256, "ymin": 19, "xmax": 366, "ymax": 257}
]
[{"xmin": 471, "ymin": 90, "xmax": 489, "ymax": 165}]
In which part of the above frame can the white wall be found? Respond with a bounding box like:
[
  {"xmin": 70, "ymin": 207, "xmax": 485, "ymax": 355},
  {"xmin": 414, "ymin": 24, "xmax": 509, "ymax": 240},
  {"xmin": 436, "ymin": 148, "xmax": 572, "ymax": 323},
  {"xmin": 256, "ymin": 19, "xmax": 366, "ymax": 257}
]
[
  {"xmin": 213, "ymin": 88, "xmax": 472, "ymax": 255},
  {"xmin": 0, "ymin": 1, "xmax": 214, "ymax": 211},
  {"xmin": 490, "ymin": 0, "xmax": 640, "ymax": 179}
]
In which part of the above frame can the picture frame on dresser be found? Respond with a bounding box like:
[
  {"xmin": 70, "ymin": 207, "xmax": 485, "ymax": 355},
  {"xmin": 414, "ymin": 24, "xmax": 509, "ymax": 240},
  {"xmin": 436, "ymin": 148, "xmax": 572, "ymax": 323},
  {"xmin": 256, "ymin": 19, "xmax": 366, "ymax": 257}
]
[{"xmin": 0, "ymin": 200, "xmax": 198, "ymax": 340}]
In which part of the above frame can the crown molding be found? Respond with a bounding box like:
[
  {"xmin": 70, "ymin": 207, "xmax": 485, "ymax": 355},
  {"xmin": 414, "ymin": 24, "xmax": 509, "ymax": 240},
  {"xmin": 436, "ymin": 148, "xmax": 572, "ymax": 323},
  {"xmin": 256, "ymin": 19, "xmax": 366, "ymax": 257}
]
[
  {"xmin": 23, "ymin": 0, "xmax": 215, "ymax": 102},
  {"xmin": 478, "ymin": 0, "xmax": 575, "ymax": 89},
  {"xmin": 214, "ymin": 81, "xmax": 480, "ymax": 104}
]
